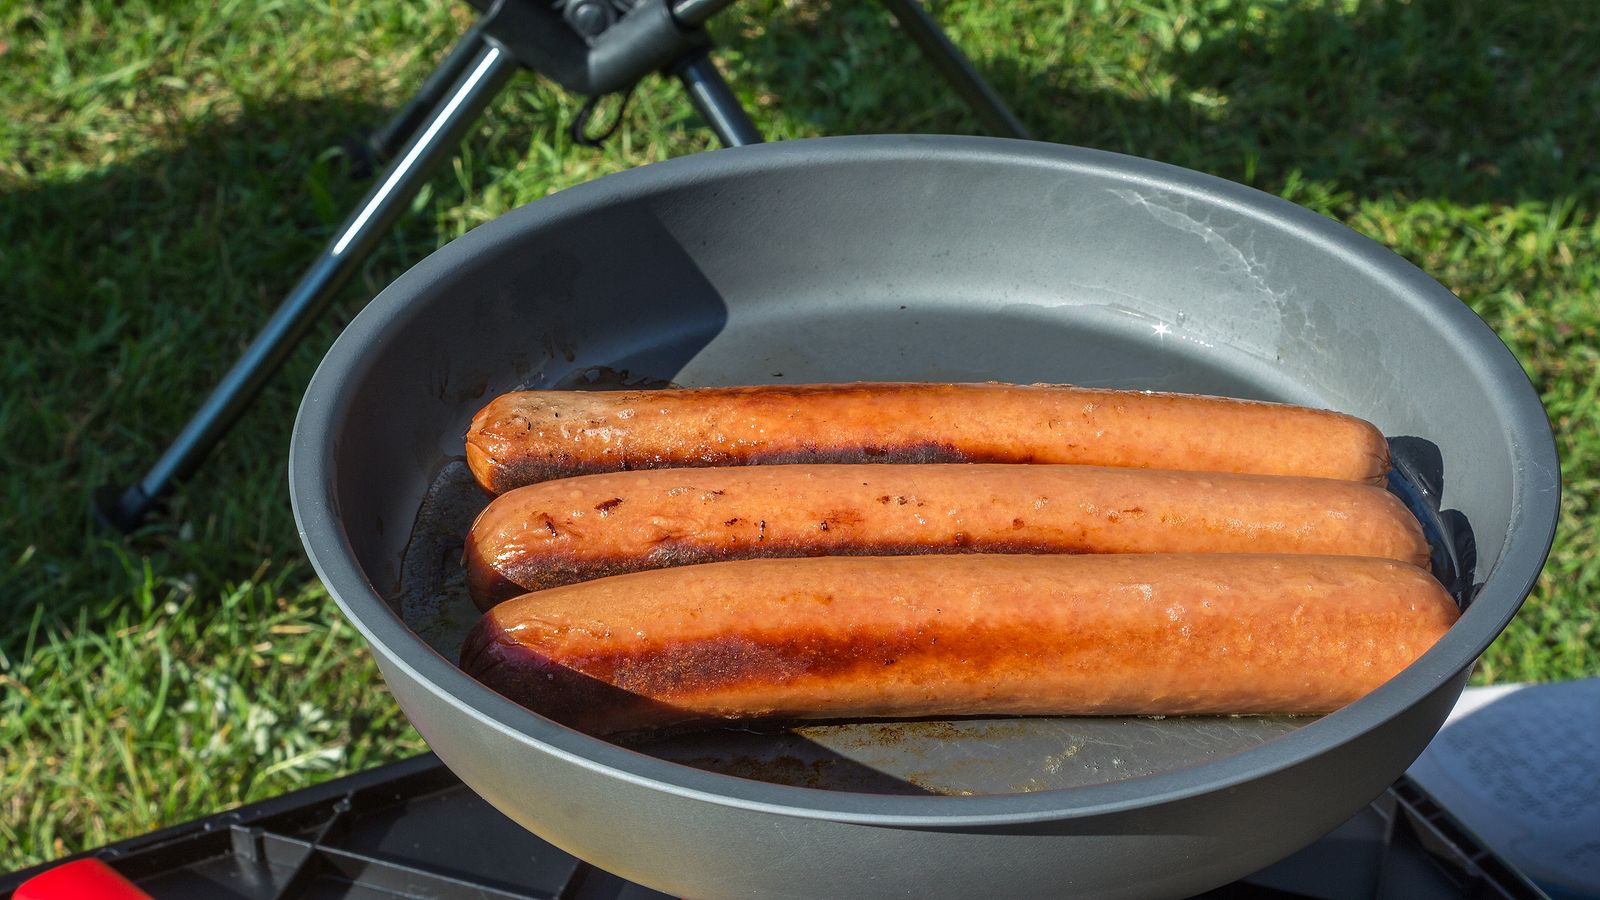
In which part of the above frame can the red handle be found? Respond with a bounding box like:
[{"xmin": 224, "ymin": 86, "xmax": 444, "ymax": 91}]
[{"xmin": 13, "ymin": 859, "xmax": 152, "ymax": 900}]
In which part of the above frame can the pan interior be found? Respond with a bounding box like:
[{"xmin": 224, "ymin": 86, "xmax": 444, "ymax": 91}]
[{"xmin": 395, "ymin": 296, "xmax": 1412, "ymax": 796}]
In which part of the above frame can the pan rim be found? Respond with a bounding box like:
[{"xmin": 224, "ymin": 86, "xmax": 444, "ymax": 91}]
[{"xmin": 290, "ymin": 134, "xmax": 1559, "ymax": 827}]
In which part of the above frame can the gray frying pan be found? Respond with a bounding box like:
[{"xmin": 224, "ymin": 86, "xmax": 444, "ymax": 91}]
[{"xmin": 289, "ymin": 135, "xmax": 1558, "ymax": 898}]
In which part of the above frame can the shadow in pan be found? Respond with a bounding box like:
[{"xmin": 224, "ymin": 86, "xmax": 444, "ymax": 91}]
[{"xmin": 635, "ymin": 724, "xmax": 944, "ymax": 795}]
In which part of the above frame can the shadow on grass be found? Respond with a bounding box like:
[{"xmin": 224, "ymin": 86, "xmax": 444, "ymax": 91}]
[
  {"xmin": 736, "ymin": 0, "xmax": 1596, "ymax": 206},
  {"xmin": 0, "ymin": 75, "xmax": 586, "ymax": 654},
  {"xmin": 0, "ymin": 95, "xmax": 411, "ymax": 643}
]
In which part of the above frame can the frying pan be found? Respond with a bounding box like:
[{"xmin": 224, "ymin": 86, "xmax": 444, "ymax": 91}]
[{"xmin": 288, "ymin": 135, "xmax": 1559, "ymax": 898}]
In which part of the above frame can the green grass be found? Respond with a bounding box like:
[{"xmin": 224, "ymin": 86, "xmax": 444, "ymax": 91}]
[{"xmin": 2, "ymin": 0, "xmax": 1596, "ymax": 871}]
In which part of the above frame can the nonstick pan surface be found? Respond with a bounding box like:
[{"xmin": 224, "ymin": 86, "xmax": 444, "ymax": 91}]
[{"xmin": 290, "ymin": 135, "xmax": 1558, "ymax": 898}]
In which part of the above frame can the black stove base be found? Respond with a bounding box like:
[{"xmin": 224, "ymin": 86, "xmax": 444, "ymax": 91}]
[{"xmin": 1, "ymin": 754, "xmax": 1545, "ymax": 900}]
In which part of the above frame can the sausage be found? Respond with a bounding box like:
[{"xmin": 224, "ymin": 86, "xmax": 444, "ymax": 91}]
[
  {"xmin": 464, "ymin": 464, "xmax": 1429, "ymax": 609},
  {"xmin": 459, "ymin": 554, "xmax": 1458, "ymax": 735},
  {"xmin": 464, "ymin": 383, "xmax": 1389, "ymax": 494}
]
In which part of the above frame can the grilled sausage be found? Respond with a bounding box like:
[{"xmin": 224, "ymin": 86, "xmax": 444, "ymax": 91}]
[
  {"xmin": 464, "ymin": 464, "xmax": 1429, "ymax": 609},
  {"xmin": 460, "ymin": 554, "xmax": 1457, "ymax": 735},
  {"xmin": 464, "ymin": 383, "xmax": 1389, "ymax": 494}
]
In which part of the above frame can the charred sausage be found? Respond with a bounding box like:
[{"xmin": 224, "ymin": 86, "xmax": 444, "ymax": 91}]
[
  {"xmin": 464, "ymin": 464, "xmax": 1430, "ymax": 609},
  {"xmin": 460, "ymin": 554, "xmax": 1457, "ymax": 735},
  {"xmin": 464, "ymin": 383, "xmax": 1389, "ymax": 494}
]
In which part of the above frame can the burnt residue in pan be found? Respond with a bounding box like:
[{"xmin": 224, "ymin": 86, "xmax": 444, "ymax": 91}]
[
  {"xmin": 398, "ymin": 369, "xmax": 678, "ymax": 658},
  {"xmin": 396, "ymin": 460, "xmax": 490, "ymax": 659},
  {"xmin": 553, "ymin": 366, "xmax": 678, "ymax": 391}
]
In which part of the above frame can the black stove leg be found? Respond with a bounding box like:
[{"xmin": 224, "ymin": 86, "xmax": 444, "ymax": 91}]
[
  {"xmin": 94, "ymin": 35, "xmax": 520, "ymax": 532},
  {"xmin": 876, "ymin": 0, "xmax": 1030, "ymax": 140},
  {"xmin": 675, "ymin": 53, "xmax": 763, "ymax": 147},
  {"xmin": 367, "ymin": 20, "xmax": 493, "ymax": 163}
]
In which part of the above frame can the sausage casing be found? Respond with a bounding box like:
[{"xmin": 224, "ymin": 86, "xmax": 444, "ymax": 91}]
[
  {"xmin": 459, "ymin": 554, "xmax": 1458, "ymax": 735},
  {"xmin": 464, "ymin": 383, "xmax": 1389, "ymax": 494},
  {"xmin": 464, "ymin": 464, "xmax": 1430, "ymax": 609}
]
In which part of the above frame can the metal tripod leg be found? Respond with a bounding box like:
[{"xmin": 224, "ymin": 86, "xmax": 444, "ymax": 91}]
[
  {"xmin": 368, "ymin": 20, "xmax": 493, "ymax": 161},
  {"xmin": 95, "ymin": 36, "xmax": 520, "ymax": 531},
  {"xmin": 877, "ymin": 0, "xmax": 1030, "ymax": 139},
  {"xmin": 676, "ymin": 53, "xmax": 763, "ymax": 147}
]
